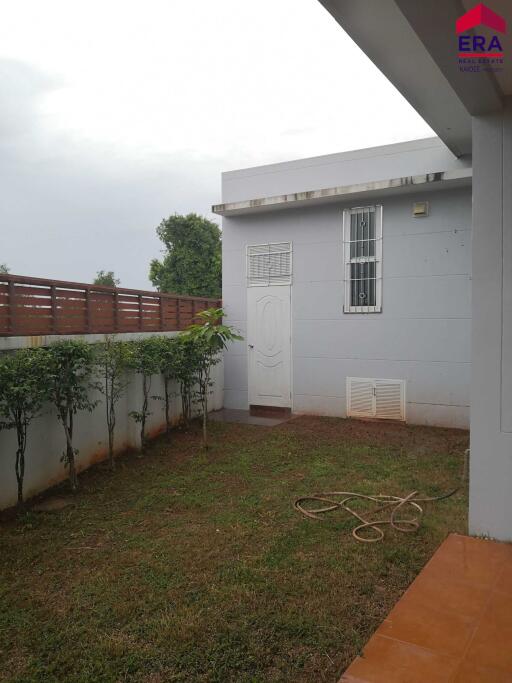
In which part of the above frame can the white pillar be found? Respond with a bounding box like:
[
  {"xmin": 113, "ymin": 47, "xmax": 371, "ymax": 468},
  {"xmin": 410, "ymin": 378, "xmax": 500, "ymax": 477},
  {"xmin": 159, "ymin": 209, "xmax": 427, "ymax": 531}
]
[{"xmin": 470, "ymin": 98, "xmax": 512, "ymax": 540}]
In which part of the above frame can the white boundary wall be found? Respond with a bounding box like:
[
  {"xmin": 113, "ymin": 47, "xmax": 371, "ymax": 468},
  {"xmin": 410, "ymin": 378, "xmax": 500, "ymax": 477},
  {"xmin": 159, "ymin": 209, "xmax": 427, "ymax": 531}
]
[{"xmin": 0, "ymin": 331, "xmax": 223, "ymax": 510}]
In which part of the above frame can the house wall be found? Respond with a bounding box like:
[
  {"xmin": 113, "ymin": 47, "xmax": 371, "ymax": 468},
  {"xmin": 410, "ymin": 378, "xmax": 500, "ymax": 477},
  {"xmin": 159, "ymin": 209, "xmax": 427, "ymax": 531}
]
[
  {"xmin": 223, "ymin": 186, "xmax": 472, "ymax": 428},
  {"xmin": 223, "ymin": 137, "xmax": 471, "ymax": 203},
  {"xmin": 0, "ymin": 331, "xmax": 223, "ymax": 510},
  {"xmin": 469, "ymin": 99, "xmax": 512, "ymax": 541}
]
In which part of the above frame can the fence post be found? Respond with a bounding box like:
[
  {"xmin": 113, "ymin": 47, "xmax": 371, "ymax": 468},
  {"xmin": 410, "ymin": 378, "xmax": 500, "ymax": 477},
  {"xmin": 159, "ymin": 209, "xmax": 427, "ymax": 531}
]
[
  {"xmin": 114, "ymin": 290, "xmax": 119, "ymax": 333},
  {"xmin": 159, "ymin": 295, "xmax": 164, "ymax": 331},
  {"xmin": 191, "ymin": 299, "xmax": 196, "ymax": 324},
  {"xmin": 138, "ymin": 294, "xmax": 143, "ymax": 331},
  {"xmin": 50, "ymin": 284, "xmax": 57, "ymax": 334},
  {"xmin": 176, "ymin": 297, "xmax": 181, "ymax": 330},
  {"xmin": 85, "ymin": 287, "xmax": 91, "ymax": 333},
  {"xmin": 7, "ymin": 280, "xmax": 15, "ymax": 335}
]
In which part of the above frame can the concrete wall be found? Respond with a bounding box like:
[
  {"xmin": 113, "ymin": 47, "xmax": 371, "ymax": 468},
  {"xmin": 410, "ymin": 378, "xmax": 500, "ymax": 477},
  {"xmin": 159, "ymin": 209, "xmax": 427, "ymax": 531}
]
[
  {"xmin": 469, "ymin": 99, "xmax": 512, "ymax": 541},
  {"xmin": 222, "ymin": 137, "xmax": 471, "ymax": 203},
  {"xmin": 0, "ymin": 332, "xmax": 223, "ymax": 510},
  {"xmin": 223, "ymin": 186, "xmax": 472, "ymax": 428}
]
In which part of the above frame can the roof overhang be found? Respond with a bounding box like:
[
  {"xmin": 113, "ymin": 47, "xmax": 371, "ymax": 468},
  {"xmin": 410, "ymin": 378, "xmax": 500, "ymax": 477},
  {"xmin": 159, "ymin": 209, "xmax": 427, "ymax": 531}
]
[
  {"xmin": 212, "ymin": 167, "xmax": 472, "ymax": 216},
  {"xmin": 318, "ymin": 0, "xmax": 505, "ymax": 157}
]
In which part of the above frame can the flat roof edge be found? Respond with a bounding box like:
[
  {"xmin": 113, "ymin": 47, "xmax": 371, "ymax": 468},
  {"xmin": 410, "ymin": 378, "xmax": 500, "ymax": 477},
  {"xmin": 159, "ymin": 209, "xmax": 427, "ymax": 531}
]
[
  {"xmin": 221, "ymin": 137, "xmax": 444, "ymax": 180},
  {"xmin": 212, "ymin": 168, "xmax": 472, "ymax": 216}
]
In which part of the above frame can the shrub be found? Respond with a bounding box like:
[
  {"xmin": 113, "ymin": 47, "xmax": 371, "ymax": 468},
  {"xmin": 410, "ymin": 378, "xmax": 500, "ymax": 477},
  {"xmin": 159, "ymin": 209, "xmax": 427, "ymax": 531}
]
[
  {"xmin": 127, "ymin": 337, "xmax": 162, "ymax": 451},
  {"xmin": 0, "ymin": 348, "xmax": 47, "ymax": 505},
  {"xmin": 94, "ymin": 337, "xmax": 130, "ymax": 470},
  {"xmin": 42, "ymin": 340, "xmax": 96, "ymax": 492},
  {"xmin": 171, "ymin": 335, "xmax": 203, "ymax": 426},
  {"xmin": 154, "ymin": 336, "xmax": 180, "ymax": 438},
  {"xmin": 181, "ymin": 308, "xmax": 242, "ymax": 447}
]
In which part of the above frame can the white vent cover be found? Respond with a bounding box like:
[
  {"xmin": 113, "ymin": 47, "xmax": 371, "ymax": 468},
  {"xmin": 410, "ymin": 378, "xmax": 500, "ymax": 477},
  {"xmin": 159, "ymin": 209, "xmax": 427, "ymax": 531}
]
[
  {"xmin": 347, "ymin": 377, "xmax": 406, "ymax": 421},
  {"xmin": 247, "ymin": 242, "xmax": 292, "ymax": 286}
]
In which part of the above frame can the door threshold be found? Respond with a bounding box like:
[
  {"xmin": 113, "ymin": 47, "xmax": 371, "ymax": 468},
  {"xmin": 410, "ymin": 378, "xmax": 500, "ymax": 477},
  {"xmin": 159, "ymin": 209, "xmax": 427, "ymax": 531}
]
[{"xmin": 249, "ymin": 405, "xmax": 292, "ymax": 418}]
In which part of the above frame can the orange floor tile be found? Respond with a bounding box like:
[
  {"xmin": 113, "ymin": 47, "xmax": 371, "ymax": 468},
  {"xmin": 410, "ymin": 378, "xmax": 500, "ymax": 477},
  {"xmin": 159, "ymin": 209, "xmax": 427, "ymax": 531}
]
[{"xmin": 340, "ymin": 534, "xmax": 512, "ymax": 683}]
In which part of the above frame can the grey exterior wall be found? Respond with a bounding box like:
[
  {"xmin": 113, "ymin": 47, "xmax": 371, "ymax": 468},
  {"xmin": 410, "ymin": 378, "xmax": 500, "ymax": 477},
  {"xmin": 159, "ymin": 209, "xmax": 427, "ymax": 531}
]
[
  {"xmin": 0, "ymin": 332, "xmax": 223, "ymax": 510},
  {"xmin": 223, "ymin": 137, "xmax": 471, "ymax": 203},
  {"xmin": 469, "ymin": 99, "xmax": 512, "ymax": 541},
  {"xmin": 223, "ymin": 184, "xmax": 472, "ymax": 429}
]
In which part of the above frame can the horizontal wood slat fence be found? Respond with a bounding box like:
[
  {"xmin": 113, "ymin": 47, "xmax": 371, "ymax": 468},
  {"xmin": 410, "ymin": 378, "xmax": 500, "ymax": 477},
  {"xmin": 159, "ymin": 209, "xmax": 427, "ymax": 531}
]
[{"xmin": 0, "ymin": 274, "xmax": 221, "ymax": 337}]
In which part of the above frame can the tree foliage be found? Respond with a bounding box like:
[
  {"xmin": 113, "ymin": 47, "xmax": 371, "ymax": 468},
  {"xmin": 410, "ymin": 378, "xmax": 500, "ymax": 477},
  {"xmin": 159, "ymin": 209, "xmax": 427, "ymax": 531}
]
[
  {"xmin": 42, "ymin": 340, "xmax": 96, "ymax": 492},
  {"xmin": 0, "ymin": 348, "xmax": 47, "ymax": 505},
  {"xmin": 154, "ymin": 336, "xmax": 180, "ymax": 437},
  {"xmin": 0, "ymin": 264, "xmax": 9, "ymax": 274},
  {"xmin": 181, "ymin": 308, "xmax": 242, "ymax": 447},
  {"xmin": 94, "ymin": 270, "xmax": 120, "ymax": 287},
  {"xmin": 171, "ymin": 336, "xmax": 203, "ymax": 426},
  {"xmin": 0, "ymin": 314, "xmax": 233, "ymax": 504},
  {"xmin": 127, "ymin": 337, "xmax": 161, "ymax": 450},
  {"xmin": 149, "ymin": 213, "xmax": 221, "ymax": 298},
  {"xmin": 94, "ymin": 337, "xmax": 130, "ymax": 470}
]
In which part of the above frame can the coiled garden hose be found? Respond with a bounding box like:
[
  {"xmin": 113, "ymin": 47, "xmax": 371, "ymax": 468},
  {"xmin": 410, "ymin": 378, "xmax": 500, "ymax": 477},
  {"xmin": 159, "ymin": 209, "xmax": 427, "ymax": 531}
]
[{"xmin": 294, "ymin": 449, "xmax": 468, "ymax": 543}]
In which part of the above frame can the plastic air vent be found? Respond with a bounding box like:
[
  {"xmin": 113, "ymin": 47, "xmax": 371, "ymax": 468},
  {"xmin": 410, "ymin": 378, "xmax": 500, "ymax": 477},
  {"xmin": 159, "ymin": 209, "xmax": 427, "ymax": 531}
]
[
  {"xmin": 347, "ymin": 377, "xmax": 406, "ymax": 421},
  {"xmin": 247, "ymin": 242, "xmax": 292, "ymax": 286}
]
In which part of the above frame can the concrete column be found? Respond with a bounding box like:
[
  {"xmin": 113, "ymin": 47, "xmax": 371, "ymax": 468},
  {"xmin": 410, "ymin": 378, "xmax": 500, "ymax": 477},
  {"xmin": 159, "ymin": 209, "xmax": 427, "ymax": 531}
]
[{"xmin": 470, "ymin": 98, "xmax": 512, "ymax": 540}]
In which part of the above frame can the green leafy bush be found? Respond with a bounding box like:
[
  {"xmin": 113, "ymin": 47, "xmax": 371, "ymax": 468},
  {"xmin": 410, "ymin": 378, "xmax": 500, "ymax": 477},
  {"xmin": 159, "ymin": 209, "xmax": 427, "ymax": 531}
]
[
  {"xmin": 127, "ymin": 337, "xmax": 162, "ymax": 451},
  {"xmin": 0, "ymin": 348, "xmax": 47, "ymax": 505},
  {"xmin": 94, "ymin": 337, "xmax": 130, "ymax": 470},
  {"xmin": 0, "ymin": 314, "xmax": 235, "ymax": 504},
  {"xmin": 42, "ymin": 340, "xmax": 96, "ymax": 492},
  {"xmin": 181, "ymin": 308, "xmax": 242, "ymax": 447},
  {"xmin": 171, "ymin": 335, "xmax": 203, "ymax": 426}
]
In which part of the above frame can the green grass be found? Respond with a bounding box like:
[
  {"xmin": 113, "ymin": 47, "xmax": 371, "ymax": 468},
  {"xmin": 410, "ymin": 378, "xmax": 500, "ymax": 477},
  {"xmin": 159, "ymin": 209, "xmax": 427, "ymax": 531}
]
[{"xmin": 0, "ymin": 416, "xmax": 468, "ymax": 682}]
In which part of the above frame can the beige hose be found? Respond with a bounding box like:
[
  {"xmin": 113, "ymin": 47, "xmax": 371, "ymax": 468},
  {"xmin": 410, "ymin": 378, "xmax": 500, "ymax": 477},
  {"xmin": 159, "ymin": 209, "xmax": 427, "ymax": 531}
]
[{"xmin": 294, "ymin": 449, "xmax": 468, "ymax": 543}]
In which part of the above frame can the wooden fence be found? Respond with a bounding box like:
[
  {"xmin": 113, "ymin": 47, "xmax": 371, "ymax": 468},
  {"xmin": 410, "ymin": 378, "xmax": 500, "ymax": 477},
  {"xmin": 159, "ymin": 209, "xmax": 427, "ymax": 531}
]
[{"xmin": 0, "ymin": 274, "xmax": 221, "ymax": 337}]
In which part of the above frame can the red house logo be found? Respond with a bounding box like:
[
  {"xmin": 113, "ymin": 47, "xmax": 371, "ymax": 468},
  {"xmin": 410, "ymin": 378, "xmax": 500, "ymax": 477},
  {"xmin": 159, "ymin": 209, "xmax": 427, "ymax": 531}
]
[{"xmin": 457, "ymin": 3, "xmax": 507, "ymax": 57}]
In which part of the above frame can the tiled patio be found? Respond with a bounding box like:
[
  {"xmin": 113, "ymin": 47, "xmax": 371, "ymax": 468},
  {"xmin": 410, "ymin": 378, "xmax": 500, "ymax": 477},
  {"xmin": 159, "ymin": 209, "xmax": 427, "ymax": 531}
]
[{"xmin": 340, "ymin": 533, "xmax": 512, "ymax": 683}]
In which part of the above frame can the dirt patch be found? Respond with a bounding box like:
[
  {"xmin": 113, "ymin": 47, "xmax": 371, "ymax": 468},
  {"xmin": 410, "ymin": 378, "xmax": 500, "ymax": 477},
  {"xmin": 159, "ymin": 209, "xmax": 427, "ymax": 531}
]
[
  {"xmin": 31, "ymin": 496, "xmax": 75, "ymax": 512},
  {"xmin": 285, "ymin": 415, "xmax": 468, "ymax": 455}
]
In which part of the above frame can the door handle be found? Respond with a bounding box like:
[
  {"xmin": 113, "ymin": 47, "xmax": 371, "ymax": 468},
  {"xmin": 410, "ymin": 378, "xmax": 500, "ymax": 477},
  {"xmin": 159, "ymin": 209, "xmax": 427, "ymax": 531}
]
[{"xmin": 248, "ymin": 344, "xmax": 254, "ymax": 349}]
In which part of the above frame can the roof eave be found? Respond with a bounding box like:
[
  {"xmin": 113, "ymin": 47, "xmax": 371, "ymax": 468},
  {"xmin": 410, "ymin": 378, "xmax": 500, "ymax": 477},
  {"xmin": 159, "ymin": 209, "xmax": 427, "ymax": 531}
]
[
  {"xmin": 317, "ymin": 0, "xmax": 504, "ymax": 157},
  {"xmin": 212, "ymin": 168, "xmax": 472, "ymax": 217}
]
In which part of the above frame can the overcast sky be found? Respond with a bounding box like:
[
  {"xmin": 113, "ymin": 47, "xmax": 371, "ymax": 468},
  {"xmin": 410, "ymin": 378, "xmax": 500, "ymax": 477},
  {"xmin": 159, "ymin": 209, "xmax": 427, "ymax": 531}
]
[{"xmin": 0, "ymin": 0, "xmax": 432, "ymax": 289}]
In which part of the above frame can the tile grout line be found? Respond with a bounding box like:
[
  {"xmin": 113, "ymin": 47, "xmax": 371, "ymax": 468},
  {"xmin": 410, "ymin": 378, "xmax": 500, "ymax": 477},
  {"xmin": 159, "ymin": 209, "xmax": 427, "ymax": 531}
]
[
  {"xmin": 446, "ymin": 547, "xmax": 509, "ymax": 683},
  {"xmin": 346, "ymin": 536, "xmax": 507, "ymax": 683}
]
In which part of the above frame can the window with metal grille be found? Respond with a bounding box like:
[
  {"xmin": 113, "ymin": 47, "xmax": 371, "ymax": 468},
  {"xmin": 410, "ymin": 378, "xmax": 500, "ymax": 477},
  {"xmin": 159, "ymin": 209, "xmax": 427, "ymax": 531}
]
[
  {"xmin": 246, "ymin": 242, "xmax": 292, "ymax": 286},
  {"xmin": 343, "ymin": 205, "xmax": 383, "ymax": 312}
]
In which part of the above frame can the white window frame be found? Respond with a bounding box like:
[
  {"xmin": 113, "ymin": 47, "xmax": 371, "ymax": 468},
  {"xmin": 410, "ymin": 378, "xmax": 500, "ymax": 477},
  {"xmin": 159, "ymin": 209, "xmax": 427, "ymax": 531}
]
[
  {"xmin": 246, "ymin": 242, "xmax": 293, "ymax": 287},
  {"xmin": 343, "ymin": 205, "xmax": 383, "ymax": 313}
]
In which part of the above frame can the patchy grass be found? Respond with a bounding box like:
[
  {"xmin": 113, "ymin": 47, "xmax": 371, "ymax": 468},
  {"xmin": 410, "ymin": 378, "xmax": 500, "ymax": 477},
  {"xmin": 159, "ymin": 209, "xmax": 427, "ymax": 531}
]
[{"xmin": 0, "ymin": 416, "xmax": 468, "ymax": 682}]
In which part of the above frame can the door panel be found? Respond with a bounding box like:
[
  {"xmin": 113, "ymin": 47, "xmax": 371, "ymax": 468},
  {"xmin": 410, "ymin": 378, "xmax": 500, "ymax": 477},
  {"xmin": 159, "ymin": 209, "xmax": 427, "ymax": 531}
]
[{"xmin": 247, "ymin": 286, "xmax": 291, "ymax": 407}]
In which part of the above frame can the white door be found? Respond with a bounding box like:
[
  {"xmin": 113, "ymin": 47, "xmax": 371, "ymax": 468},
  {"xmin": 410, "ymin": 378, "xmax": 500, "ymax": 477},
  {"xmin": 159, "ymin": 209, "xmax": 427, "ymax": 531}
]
[{"xmin": 247, "ymin": 285, "xmax": 291, "ymax": 408}]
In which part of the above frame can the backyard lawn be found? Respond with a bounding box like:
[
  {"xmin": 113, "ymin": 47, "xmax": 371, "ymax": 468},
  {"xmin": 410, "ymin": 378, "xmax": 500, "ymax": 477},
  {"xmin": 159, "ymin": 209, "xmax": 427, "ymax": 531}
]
[{"xmin": 0, "ymin": 416, "xmax": 468, "ymax": 683}]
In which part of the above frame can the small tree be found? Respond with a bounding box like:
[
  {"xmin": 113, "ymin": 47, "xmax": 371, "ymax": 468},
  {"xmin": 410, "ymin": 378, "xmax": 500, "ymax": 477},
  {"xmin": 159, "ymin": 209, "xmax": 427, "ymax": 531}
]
[
  {"xmin": 94, "ymin": 270, "xmax": 120, "ymax": 287},
  {"xmin": 172, "ymin": 335, "xmax": 203, "ymax": 426},
  {"xmin": 94, "ymin": 337, "xmax": 130, "ymax": 470},
  {"xmin": 43, "ymin": 340, "xmax": 96, "ymax": 492},
  {"xmin": 181, "ymin": 308, "xmax": 242, "ymax": 447},
  {"xmin": 128, "ymin": 337, "xmax": 161, "ymax": 451},
  {"xmin": 155, "ymin": 336, "xmax": 180, "ymax": 438},
  {"xmin": 0, "ymin": 348, "xmax": 47, "ymax": 505}
]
